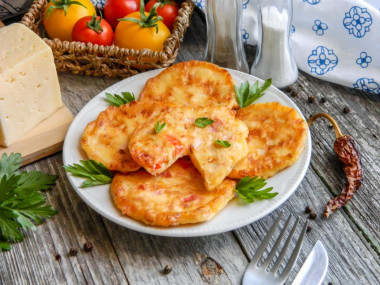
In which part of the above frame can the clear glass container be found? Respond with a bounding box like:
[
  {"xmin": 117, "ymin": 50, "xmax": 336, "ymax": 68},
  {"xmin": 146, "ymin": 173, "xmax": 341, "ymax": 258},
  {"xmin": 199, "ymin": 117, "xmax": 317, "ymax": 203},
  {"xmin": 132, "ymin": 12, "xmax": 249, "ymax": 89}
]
[
  {"xmin": 204, "ymin": 0, "xmax": 249, "ymax": 72},
  {"xmin": 250, "ymin": 0, "xmax": 298, "ymax": 88}
]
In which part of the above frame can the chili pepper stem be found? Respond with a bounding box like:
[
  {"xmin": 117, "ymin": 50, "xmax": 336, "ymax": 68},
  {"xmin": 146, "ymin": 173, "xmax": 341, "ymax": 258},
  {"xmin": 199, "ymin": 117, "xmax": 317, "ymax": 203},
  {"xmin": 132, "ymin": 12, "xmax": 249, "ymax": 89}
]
[{"xmin": 308, "ymin": 113, "xmax": 344, "ymax": 139}]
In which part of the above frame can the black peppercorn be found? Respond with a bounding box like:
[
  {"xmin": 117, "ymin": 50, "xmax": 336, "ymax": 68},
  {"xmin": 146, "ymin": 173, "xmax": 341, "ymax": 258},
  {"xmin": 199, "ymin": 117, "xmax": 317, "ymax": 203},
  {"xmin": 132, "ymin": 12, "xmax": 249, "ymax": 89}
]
[
  {"xmin": 308, "ymin": 96, "xmax": 315, "ymax": 103},
  {"xmin": 83, "ymin": 241, "xmax": 93, "ymax": 252},
  {"xmin": 162, "ymin": 265, "xmax": 172, "ymax": 275},
  {"xmin": 306, "ymin": 225, "xmax": 312, "ymax": 233},
  {"xmin": 343, "ymin": 107, "xmax": 350, "ymax": 114},
  {"xmin": 328, "ymin": 282, "xmax": 333, "ymax": 285},
  {"xmin": 69, "ymin": 247, "xmax": 78, "ymax": 256},
  {"xmin": 320, "ymin": 97, "xmax": 327, "ymax": 103},
  {"xmin": 308, "ymin": 212, "xmax": 317, "ymax": 220},
  {"xmin": 309, "ymin": 212, "xmax": 317, "ymax": 220},
  {"xmin": 291, "ymin": 90, "xmax": 299, "ymax": 97},
  {"xmin": 304, "ymin": 206, "xmax": 312, "ymax": 214},
  {"xmin": 54, "ymin": 253, "xmax": 61, "ymax": 261}
]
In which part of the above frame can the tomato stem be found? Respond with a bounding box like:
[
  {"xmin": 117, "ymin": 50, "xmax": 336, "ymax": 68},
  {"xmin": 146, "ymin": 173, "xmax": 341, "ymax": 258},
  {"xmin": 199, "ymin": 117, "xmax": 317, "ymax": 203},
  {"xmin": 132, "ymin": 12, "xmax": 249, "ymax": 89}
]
[
  {"xmin": 46, "ymin": 0, "xmax": 87, "ymax": 18},
  {"xmin": 157, "ymin": 0, "xmax": 177, "ymax": 7},
  {"xmin": 86, "ymin": 13, "xmax": 103, "ymax": 34},
  {"xmin": 118, "ymin": 0, "xmax": 163, "ymax": 33}
]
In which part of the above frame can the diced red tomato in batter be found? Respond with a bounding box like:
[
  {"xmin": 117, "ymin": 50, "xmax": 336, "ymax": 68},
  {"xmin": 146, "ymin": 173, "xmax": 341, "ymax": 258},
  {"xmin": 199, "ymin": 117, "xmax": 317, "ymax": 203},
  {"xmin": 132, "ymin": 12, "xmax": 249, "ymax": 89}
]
[{"xmin": 166, "ymin": 135, "xmax": 185, "ymax": 156}]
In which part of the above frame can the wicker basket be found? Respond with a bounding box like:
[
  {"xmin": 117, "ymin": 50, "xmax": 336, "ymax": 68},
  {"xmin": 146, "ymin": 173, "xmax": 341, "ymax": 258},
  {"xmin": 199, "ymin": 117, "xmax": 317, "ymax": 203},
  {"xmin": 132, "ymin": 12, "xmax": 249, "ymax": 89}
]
[{"xmin": 20, "ymin": 0, "xmax": 195, "ymax": 78}]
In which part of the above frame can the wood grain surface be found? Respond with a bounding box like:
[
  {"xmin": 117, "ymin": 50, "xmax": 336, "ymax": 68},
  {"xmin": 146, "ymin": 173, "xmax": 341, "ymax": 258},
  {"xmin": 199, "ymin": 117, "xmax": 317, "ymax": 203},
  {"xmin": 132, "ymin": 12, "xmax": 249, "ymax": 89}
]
[{"xmin": 1, "ymin": 9, "xmax": 379, "ymax": 285}]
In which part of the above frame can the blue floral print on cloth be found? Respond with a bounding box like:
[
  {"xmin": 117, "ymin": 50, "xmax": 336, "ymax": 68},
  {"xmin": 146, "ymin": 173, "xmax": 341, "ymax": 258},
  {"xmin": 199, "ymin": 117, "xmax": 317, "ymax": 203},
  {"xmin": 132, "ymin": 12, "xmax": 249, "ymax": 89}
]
[
  {"xmin": 308, "ymin": 46, "xmax": 338, "ymax": 75},
  {"xmin": 90, "ymin": 0, "xmax": 106, "ymax": 9},
  {"xmin": 194, "ymin": 0, "xmax": 380, "ymax": 93}
]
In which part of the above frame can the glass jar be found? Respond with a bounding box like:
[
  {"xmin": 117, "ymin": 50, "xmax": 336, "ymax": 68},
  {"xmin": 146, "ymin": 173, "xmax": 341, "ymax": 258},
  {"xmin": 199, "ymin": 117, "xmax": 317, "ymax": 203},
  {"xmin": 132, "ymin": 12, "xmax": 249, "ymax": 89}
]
[
  {"xmin": 204, "ymin": 0, "xmax": 249, "ymax": 72},
  {"xmin": 250, "ymin": 0, "xmax": 298, "ymax": 88}
]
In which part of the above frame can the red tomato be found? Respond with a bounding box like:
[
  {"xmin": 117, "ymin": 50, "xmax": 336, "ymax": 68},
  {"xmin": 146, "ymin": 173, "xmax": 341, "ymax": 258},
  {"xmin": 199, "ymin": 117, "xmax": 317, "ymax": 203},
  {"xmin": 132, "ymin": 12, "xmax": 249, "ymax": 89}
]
[
  {"xmin": 72, "ymin": 15, "xmax": 114, "ymax": 45},
  {"xmin": 104, "ymin": 0, "xmax": 140, "ymax": 29},
  {"xmin": 145, "ymin": 0, "xmax": 178, "ymax": 31}
]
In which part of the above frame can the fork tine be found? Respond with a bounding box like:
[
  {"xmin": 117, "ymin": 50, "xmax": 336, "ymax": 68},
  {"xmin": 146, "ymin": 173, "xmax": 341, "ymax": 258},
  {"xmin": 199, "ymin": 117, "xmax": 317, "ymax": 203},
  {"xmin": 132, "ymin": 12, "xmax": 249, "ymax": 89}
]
[
  {"xmin": 270, "ymin": 216, "xmax": 300, "ymax": 273},
  {"xmin": 279, "ymin": 220, "xmax": 309, "ymax": 282},
  {"xmin": 250, "ymin": 211, "xmax": 284, "ymax": 266},
  {"xmin": 261, "ymin": 214, "xmax": 292, "ymax": 270}
]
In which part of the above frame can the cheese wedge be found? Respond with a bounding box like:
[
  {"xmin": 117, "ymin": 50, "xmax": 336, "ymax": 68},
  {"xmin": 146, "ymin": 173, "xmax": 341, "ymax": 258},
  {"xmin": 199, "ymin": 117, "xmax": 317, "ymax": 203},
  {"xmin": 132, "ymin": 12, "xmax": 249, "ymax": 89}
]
[{"xmin": 0, "ymin": 23, "xmax": 62, "ymax": 147}]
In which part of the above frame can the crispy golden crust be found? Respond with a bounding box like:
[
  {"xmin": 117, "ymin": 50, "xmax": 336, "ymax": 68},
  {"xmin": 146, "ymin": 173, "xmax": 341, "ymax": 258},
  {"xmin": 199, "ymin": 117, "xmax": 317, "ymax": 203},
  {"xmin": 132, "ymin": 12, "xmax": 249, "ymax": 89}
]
[
  {"xmin": 228, "ymin": 102, "xmax": 308, "ymax": 179},
  {"xmin": 111, "ymin": 158, "xmax": 236, "ymax": 226},
  {"xmin": 81, "ymin": 101, "xmax": 174, "ymax": 173},
  {"xmin": 139, "ymin": 60, "xmax": 238, "ymax": 109},
  {"xmin": 128, "ymin": 106, "xmax": 248, "ymax": 190}
]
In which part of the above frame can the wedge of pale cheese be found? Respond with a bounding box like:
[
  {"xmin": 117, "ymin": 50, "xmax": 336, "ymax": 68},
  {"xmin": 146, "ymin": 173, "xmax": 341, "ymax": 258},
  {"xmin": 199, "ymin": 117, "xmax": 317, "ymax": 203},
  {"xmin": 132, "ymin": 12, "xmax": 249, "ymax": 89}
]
[{"xmin": 0, "ymin": 23, "xmax": 62, "ymax": 147}]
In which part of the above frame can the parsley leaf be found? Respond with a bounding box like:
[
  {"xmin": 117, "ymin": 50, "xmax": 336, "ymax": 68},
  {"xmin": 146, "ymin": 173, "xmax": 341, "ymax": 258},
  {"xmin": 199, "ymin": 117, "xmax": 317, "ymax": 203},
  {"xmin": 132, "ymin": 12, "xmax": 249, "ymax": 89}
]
[
  {"xmin": 234, "ymin": 78, "xmax": 272, "ymax": 108},
  {"xmin": 235, "ymin": 176, "xmax": 278, "ymax": 203},
  {"xmin": 154, "ymin": 122, "xmax": 166, "ymax": 134},
  {"xmin": 0, "ymin": 153, "xmax": 21, "ymax": 179},
  {"xmin": 64, "ymin": 160, "xmax": 114, "ymax": 188},
  {"xmin": 105, "ymin": 92, "xmax": 136, "ymax": 107},
  {"xmin": 214, "ymin": 140, "xmax": 231, "ymax": 148},
  {"xmin": 195, "ymin": 118, "xmax": 214, "ymax": 128},
  {"xmin": 0, "ymin": 153, "xmax": 58, "ymax": 251}
]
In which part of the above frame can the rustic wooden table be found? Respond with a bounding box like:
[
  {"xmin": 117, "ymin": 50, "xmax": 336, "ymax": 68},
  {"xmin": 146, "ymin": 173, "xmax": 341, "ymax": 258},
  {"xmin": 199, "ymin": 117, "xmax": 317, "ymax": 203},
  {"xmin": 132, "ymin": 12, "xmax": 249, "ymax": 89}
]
[{"xmin": 1, "ymin": 8, "xmax": 379, "ymax": 285}]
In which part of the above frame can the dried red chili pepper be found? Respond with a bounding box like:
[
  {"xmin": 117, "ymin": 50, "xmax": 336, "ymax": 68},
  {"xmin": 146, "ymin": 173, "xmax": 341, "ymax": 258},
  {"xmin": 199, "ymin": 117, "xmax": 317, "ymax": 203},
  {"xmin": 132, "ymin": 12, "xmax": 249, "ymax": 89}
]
[{"xmin": 308, "ymin": 113, "xmax": 363, "ymax": 218}]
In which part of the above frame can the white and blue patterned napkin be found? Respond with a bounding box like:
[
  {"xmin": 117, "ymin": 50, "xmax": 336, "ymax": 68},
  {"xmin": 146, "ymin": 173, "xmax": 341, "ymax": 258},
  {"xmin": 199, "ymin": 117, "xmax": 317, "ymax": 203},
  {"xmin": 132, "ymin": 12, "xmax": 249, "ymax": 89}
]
[{"xmin": 194, "ymin": 0, "xmax": 380, "ymax": 94}]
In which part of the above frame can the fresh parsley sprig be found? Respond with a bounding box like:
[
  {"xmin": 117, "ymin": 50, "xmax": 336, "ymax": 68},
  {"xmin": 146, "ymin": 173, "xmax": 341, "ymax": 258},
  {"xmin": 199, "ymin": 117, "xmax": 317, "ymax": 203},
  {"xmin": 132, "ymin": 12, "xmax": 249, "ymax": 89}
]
[
  {"xmin": 235, "ymin": 176, "xmax": 278, "ymax": 203},
  {"xmin": 235, "ymin": 78, "xmax": 272, "ymax": 108},
  {"xmin": 105, "ymin": 92, "xmax": 136, "ymax": 107},
  {"xmin": 214, "ymin": 140, "xmax": 231, "ymax": 148},
  {"xmin": 0, "ymin": 153, "xmax": 58, "ymax": 251},
  {"xmin": 195, "ymin": 118, "xmax": 214, "ymax": 128},
  {"xmin": 154, "ymin": 122, "xmax": 166, "ymax": 133},
  {"xmin": 64, "ymin": 160, "xmax": 114, "ymax": 188}
]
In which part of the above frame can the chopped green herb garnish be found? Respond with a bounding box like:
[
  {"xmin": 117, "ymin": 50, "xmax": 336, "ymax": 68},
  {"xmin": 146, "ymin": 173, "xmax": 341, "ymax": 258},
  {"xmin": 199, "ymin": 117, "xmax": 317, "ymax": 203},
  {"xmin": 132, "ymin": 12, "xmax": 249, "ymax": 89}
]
[
  {"xmin": 154, "ymin": 121, "xmax": 166, "ymax": 133},
  {"xmin": 235, "ymin": 176, "xmax": 278, "ymax": 203},
  {"xmin": 214, "ymin": 140, "xmax": 231, "ymax": 148},
  {"xmin": 234, "ymin": 78, "xmax": 272, "ymax": 108},
  {"xmin": 64, "ymin": 160, "xmax": 113, "ymax": 188},
  {"xmin": 195, "ymin": 118, "xmax": 214, "ymax": 128},
  {"xmin": 105, "ymin": 92, "xmax": 136, "ymax": 107}
]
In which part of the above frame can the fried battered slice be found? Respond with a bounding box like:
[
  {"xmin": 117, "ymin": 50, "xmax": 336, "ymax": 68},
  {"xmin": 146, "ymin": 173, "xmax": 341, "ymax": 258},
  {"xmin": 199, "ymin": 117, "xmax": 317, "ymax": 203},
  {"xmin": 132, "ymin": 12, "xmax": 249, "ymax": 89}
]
[
  {"xmin": 111, "ymin": 158, "xmax": 236, "ymax": 226},
  {"xmin": 189, "ymin": 107, "xmax": 249, "ymax": 190},
  {"xmin": 229, "ymin": 102, "xmax": 308, "ymax": 179},
  {"xmin": 139, "ymin": 60, "xmax": 238, "ymax": 109},
  {"xmin": 81, "ymin": 101, "xmax": 174, "ymax": 173},
  {"xmin": 128, "ymin": 106, "xmax": 192, "ymax": 175},
  {"xmin": 129, "ymin": 106, "xmax": 248, "ymax": 190}
]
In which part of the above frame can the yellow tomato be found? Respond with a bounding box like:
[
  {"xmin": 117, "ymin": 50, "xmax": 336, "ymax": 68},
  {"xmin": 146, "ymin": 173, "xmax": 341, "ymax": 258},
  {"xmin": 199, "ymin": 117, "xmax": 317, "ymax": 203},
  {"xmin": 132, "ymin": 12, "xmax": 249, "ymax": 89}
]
[
  {"xmin": 114, "ymin": 12, "xmax": 171, "ymax": 52},
  {"xmin": 43, "ymin": 0, "xmax": 96, "ymax": 41}
]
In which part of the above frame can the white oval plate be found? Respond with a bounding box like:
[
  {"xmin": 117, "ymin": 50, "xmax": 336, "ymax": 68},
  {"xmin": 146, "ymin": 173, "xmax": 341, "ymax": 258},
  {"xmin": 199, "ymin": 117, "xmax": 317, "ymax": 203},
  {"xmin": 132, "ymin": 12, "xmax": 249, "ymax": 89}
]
[{"xmin": 63, "ymin": 68, "xmax": 311, "ymax": 237}]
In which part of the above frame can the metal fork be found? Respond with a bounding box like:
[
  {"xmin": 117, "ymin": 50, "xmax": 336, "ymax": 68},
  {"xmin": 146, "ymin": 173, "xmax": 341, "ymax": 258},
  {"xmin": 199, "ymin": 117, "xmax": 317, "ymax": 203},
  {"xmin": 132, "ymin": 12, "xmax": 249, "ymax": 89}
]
[{"xmin": 242, "ymin": 212, "xmax": 308, "ymax": 285}]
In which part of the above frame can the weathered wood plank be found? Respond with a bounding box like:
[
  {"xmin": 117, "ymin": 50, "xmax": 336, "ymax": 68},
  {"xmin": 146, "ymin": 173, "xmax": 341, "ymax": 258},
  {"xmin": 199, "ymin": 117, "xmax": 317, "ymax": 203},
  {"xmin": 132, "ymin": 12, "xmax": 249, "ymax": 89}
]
[
  {"xmin": 234, "ymin": 168, "xmax": 380, "ymax": 285},
  {"xmin": 286, "ymin": 71, "xmax": 380, "ymax": 255},
  {"xmin": 1, "ymin": 7, "xmax": 379, "ymax": 285},
  {"xmin": 103, "ymin": 221, "xmax": 248, "ymax": 285}
]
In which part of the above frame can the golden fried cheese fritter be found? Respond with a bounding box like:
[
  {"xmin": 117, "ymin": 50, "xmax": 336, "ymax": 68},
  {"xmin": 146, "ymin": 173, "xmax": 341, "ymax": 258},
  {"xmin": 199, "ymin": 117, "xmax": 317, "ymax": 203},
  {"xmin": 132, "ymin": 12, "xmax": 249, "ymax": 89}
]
[
  {"xmin": 111, "ymin": 158, "xmax": 236, "ymax": 226},
  {"xmin": 228, "ymin": 102, "xmax": 308, "ymax": 179},
  {"xmin": 128, "ymin": 106, "xmax": 248, "ymax": 190},
  {"xmin": 138, "ymin": 60, "xmax": 238, "ymax": 109},
  {"xmin": 81, "ymin": 101, "xmax": 174, "ymax": 173}
]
